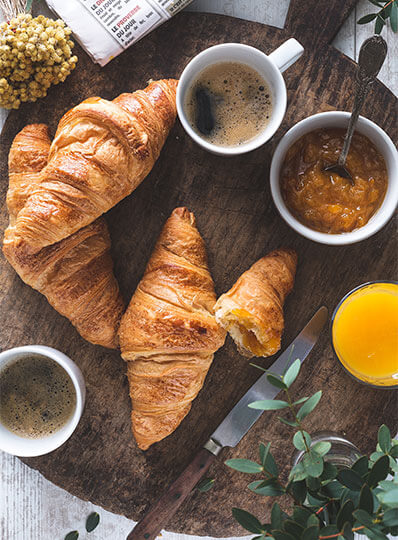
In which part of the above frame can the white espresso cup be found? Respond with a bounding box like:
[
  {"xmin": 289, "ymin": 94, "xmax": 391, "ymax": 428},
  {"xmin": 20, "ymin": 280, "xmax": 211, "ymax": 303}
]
[
  {"xmin": 177, "ymin": 39, "xmax": 304, "ymax": 156},
  {"xmin": 0, "ymin": 345, "xmax": 85, "ymax": 457}
]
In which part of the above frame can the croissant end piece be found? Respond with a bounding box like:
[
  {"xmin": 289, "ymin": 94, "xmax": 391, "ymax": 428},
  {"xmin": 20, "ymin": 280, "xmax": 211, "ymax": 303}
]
[
  {"xmin": 214, "ymin": 249, "xmax": 297, "ymax": 358},
  {"xmin": 7, "ymin": 78, "xmax": 178, "ymax": 254},
  {"xmin": 119, "ymin": 207, "xmax": 226, "ymax": 450},
  {"xmin": 3, "ymin": 124, "xmax": 124, "ymax": 349}
]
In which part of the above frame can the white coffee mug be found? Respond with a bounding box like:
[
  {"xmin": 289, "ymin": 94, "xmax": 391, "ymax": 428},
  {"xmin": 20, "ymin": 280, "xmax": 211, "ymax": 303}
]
[
  {"xmin": 0, "ymin": 345, "xmax": 85, "ymax": 457},
  {"xmin": 177, "ymin": 39, "xmax": 304, "ymax": 156}
]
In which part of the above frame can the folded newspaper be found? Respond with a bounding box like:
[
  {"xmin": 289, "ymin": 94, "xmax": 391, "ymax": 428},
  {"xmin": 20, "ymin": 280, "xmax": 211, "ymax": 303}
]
[{"xmin": 46, "ymin": 0, "xmax": 193, "ymax": 67}]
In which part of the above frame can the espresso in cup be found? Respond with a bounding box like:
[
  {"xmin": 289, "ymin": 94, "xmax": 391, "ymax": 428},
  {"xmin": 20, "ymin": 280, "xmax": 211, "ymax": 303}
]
[
  {"xmin": 0, "ymin": 354, "xmax": 76, "ymax": 439},
  {"xmin": 184, "ymin": 61, "xmax": 272, "ymax": 147}
]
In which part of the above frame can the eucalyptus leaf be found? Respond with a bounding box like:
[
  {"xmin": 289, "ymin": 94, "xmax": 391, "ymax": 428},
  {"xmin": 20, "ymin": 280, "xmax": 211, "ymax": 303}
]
[
  {"xmin": 278, "ymin": 417, "xmax": 299, "ymax": 428},
  {"xmin": 341, "ymin": 521, "xmax": 354, "ymax": 540},
  {"xmin": 312, "ymin": 441, "xmax": 331, "ymax": 457},
  {"xmin": 367, "ymin": 455, "xmax": 390, "ymax": 487},
  {"xmin": 351, "ymin": 455, "xmax": 369, "ymax": 477},
  {"xmin": 289, "ymin": 461, "xmax": 308, "ymax": 482},
  {"xmin": 283, "ymin": 519, "xmax": 304, "ymax": 537},
  {"xmin": 283, "ymin": 359, "xmax": 301, "ymax": 388},
  {"xmin": 359, "ymin": 483, "xmax": 373, "ymax": 513},
  {"xmin": 363, "ymin": 527, "xmax": 389, "ymax": 540},
  {"xmin": 296, "ymin": 391, "xmax": 322, "ymax": 421},
  {"xmin": 196, "ymin": 477, "xmax": 215, "ymax": 492},
  {"xmin": 249, "ymin": 399, "xmax": 289, "ymax": 410},
  {"xmin": 338, "ymin": 468, "xmax": 365, "ymax": 491},
  {"xmin": 232, "ymin": 508, "xmax": 264, "ymax": 534},
  {"xmin": 391, "ymin": 2, "xmax": 398, "ymax": 32},
  {"xmin": 266, "ymin": 374, "xmax": 288, "ymax": 390},
  {"xmin": 303, "ymin": 450, "xmax": 323, "ymax": 478},
  {"xmin": 301, "ymin": 525, "xmax": 319, "ymax": 540},
  {"xmin": 389, "ymin": 445, "xmax": 398, "ymax": 458},
  {"xmin": 375, "ymin": 13, "xmax": 386, "ymax": 33},
  {"xmin": 292, "ymin": 397, "xmax": 309, "ymax": 406},
  {"xmin": 353, "ymin": 509, "xmax": 374, "ymax": 528},
  {"xmin": 358, "ymin": 12, "xmax": 378, "ymax": 23},
  {"xmin": 248, "ymin": 480, "xmax": 284, "ymax": 496},
  {"xmin": 382, "ymin": 507, "xmax": 398, "ymax": 527},
  {"xmin": 271, "ymin": 501, "xmax": 283, "ymax": 530},
  {"xmin": 264, "ymin": 448, "xmax": 279, "ymax": 477},
  {"xmin": 378, "ymin": 425, "xmax": 392, "ymax": 453},
  {"xmin": 377, "ymin": 487, "xmax": 398, "ymax": 506},
  {"xmin": 290, "ymin": 480, "xmax": 307, "ymax": 504},
  {"xmin": 320, "ymin": 524, "xmax": 340, "ymax": 535},
  {"xmin": 293, "ymin": 506, "xmax": 312, "ymax": 526},
  {"xmin": 336, "ymin": 500, "xmax": 354, "ymax": 530},
  {"xmin": 65, "ymin": 532, "xmax": 79, "ymax": 540},
  {"xmin": 321, "ymin": 461, "xmax": 338, "ymax": 481},
  {"xmin": 85, "ymin": 512, "xmax": 100, "ymax": 533},
  {"xmin": 293, "ymin": 431, "xmax": 311, "ymax": 451},
  {"xmin": 225, "ymin": 458, "xmax": 263, "ymax": 474},
  {"xmin": 272, "ymin": 530, "xmax": 295, "ymax": 540},
  {"xmin": 259, "ymin": 442, "xmax": 270, "ymax": 467}
]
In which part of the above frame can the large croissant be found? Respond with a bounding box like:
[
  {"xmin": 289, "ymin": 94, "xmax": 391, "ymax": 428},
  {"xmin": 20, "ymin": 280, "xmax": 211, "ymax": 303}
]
[
  {"xmin": 214, "ymin": 249, "xmax": 297, "ymax": 358},
  {"xmin": 3, "ymin": 124, "xmax": 124, "ymax": 348},
  {"xmin": 5, "ymin": 79, "xmax": 178, "ymax": 254},
  {"xmin": 119, "ymin": 207, "xmax": 226, "ymax": 450}
]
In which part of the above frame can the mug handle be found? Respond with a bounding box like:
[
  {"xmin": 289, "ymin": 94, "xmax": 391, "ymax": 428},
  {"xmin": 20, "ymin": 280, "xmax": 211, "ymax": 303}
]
[{"xmin": 268, "ymin": 38, "xmax": 304, "ymax": 73}]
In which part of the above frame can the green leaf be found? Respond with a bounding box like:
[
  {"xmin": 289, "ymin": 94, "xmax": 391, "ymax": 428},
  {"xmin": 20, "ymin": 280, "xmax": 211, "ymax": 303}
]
[
  {"xmin": 357, "ymin": 12, "xmax": 378, "ymax": 23},
  {"xmin": 363, "ymin": 527, "xmax": 389, "ymax": 540},
  {"xmin": 65, "ymin": 533, "xmax": 79, "ymax": 540},
  {"xmin": 353, "ymin": 508, "xmax": 374, "ymax": 528},
  {"xmin": 259, "ymin": 442, "xmax": 270, "ymax": 467},
  {"xmin": 297, "ymin": 391, "xmax": 322, "ymax": 421},
  {"xmin": 351, "ymin": 455, "xmax": 369, "ymax": 477},
  {"xmin": 278, "ymin": 417, "xmax": 299, "ymax": 428},
  {"xmin": 232, "ymin": 508, "xmax": 264, "ymax": 534},
  {"xmin": 341, "ymin": 521, "xmax": 354, "ymax": 540},
  {"xmin": 293, "ymin": 431, "xmax": 311, "ymax": 451},
  {"xmin": 292, "ymin": 397, "xmax": 309, "ymax": 406},
  {"xmin": 284, "ymin": 519, "xmax": 304, "ymax": 537},
  {"xmin": 266, "ymin": 374, "xmax": 288, "ymax": 390},
  {"xmin": 85, "ymin": 512, "xmax": 100, "ymax": 533},
  {"xmin": 248, "ymin": 480, "xmax": 285, "ymax": 496},
  {"xmin": 321, "ymin": 461, "xmax": 338, "ymax": 481},
  {"xmin": 312, "ymin": 441, "xmax": 331, "ymax": 457},
  {"xmin": 359, "ymin": 483, "xmax": 373, "ymax": 513},
  {"xmin": 367, "ymin": 455, "xmax": 390, "ymax": 487},
  {"xmin": 379, "ymin": 487, "xmax": 398, "ymax": 506},
  {"xmin": 391, "ymin": 1, "xmax": 398, "ymax": 32},
  {"xmin": 320, "ymin": 525, "xmax": 339, "ymax": 535},
  {"xmin": 378, "ymin": 425, "xmax": 392, "ymax": 453},
  {"xmin": 196, "ymin": 477, "xmax": 215, "ymax": 492},
  {"xmin": 272, "ymin": 531, "xmax": 296, "ymax": 540},
  {"xmin": 225, "ymin": 458, "xmax": 263, "ymax": 474},
  {"xmin": 289, "ymin": 461, "xmax": 308, "ymax": 482},
  {"xmin": 301, "ymin": 525, "xmax": 319, "ymax": 540},
  {"xmin": 389, "ymin": 445, "xmax": 398, "ymax": 458},
  {"xmin": 336, "ymin": 500, "xmax": 354, "ymax": 530},
  {"xmin": 264, "ymin": 448, "xmax": 279, "ymax": 477},
  {"xmin": 375, "ymin": 13, "xmax": 386, "ymax": 33},
  {"xmin": 303, "ymin": 450, "xmax": 324, "ymax": 478},
  {"xmin": 271, "ymin": 501, "xmax": 283, "ymax": 530},
  {"xmin": 249, "ymin": 399, "xmax": 289, "ymax": 410},
  {"xmin": 290, "ymin": 480, "xmax": 307, "ymax": 504},
  {"xmin": 338, "ymin": 468, "xmax": 365, "ymax": 491},
  {"xmin": 383, "ymin": 507, "xmax": 398, "ymax": 527},
  {"xmin": 293, "ymin": 506, "xmax": 312, "ymax": 526},
  {"xmin": 283, "ymin": 359, "xmax": 301, "ymax": 388},
  {"xmin": 323, "ymin": 479, "xmax": 344, "ymax": 499},
  {"xmin": 307, "ymin": 513, "xmax": 320, "ymax": 527}
]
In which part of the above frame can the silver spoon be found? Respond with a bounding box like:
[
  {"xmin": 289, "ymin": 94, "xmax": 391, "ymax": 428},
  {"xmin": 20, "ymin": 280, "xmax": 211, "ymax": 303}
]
[{"xmin": 323, "ymin": 35, "xmax": 387, "ymax": 184}]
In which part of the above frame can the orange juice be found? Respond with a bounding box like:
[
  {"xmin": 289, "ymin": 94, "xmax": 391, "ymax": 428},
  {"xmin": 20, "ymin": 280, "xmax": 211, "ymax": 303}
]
[{"xmin": 332, "ymin": 282, "xmax": 398, "ymax": 387}]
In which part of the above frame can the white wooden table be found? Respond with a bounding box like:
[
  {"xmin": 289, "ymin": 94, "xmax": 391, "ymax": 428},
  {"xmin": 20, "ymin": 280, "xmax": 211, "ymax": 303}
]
[{"xmin": 0, "ymin": 1, "xmax": 397, "ymax": 539}]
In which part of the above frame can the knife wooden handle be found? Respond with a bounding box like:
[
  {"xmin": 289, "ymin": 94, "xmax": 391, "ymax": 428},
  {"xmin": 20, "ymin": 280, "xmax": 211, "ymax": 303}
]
[{"xmin": 127, "ymin": 447, "xmax": 217, "ymax": 540}]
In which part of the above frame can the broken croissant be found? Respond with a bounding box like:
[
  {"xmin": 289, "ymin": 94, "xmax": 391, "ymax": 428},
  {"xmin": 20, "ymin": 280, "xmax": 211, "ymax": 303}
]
[
  {"xmin": 5, "ymin": 78, "xmax": 178, "ymax": 255},
  {"xmin": 119, "ymin": 207, "xmax": 226, "ymax": 450},
  {"xmin": 3, "ymin": 124, "xmax": 124, "ymax": 349},
  {"xmin": 214, "ymin": 249, "xmax": 297, "ymax": 358}
]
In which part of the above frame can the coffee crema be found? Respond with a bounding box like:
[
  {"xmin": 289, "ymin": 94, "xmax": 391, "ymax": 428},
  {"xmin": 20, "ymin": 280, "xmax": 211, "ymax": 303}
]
[
  {"xmin": 0, "ymin": 354, "xmax": 76, "ymax": 439},
  {"xmin": 184, "ymin": 62, "xmax": 272, "ymax": 147}
]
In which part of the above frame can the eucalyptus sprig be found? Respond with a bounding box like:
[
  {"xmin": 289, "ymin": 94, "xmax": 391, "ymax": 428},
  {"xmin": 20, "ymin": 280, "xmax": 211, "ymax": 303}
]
[
  {"xmin": 225, "ymin": 355, "xmax": 398, "ymax": 540},
  {"xmin": 358, "ymin": 0, "xmax": 398, "ymax": 34}
]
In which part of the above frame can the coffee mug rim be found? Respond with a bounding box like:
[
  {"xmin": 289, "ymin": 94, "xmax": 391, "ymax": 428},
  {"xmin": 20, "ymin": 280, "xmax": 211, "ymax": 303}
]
[
  {"xmin": 270, "ymin": 111, "xmax": 398, "ymax": 245},
  {"xmin": 0, "ymin": 345, "xmax": 85, "ymax": 457},
  {"xmin": 176, "ymin": 42, "xmax": 287, "ymax": 156}
]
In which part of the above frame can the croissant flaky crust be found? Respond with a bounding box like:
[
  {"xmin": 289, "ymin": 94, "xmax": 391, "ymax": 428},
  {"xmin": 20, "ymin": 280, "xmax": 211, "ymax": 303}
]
[
  {"xmin": 119, "ymin": 207, "xmax": 226, "ymax": 450},
  {"xmin": 5, "ymin": 79, "xmax": 178, "ymax": 254},
  {"xmin": 3, "ymin": 124, "xmax": 124, "ymax": 348},
  {"xmin": 214, "ymin": 249, "xmax": 297, "ymax": 358}
]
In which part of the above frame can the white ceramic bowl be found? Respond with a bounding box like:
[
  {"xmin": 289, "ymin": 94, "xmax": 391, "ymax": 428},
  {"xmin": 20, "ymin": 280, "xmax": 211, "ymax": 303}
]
[
  {"xmin": 177, "ymin": 39, "xmax": 304, "ymax": 156},
  {"xmin": 270, "ymin": 111, "xmax": 398, "ymax": 245},
  {"xmin": 0, "ymin": 345, "xmax": 85, "ymax": 457}
]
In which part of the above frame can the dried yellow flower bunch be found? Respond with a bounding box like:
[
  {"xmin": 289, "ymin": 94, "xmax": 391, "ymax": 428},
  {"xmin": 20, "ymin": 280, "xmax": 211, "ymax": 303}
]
[{"xmin": 0, "ymin": 13, "xmax": 78, "ymax": 109}]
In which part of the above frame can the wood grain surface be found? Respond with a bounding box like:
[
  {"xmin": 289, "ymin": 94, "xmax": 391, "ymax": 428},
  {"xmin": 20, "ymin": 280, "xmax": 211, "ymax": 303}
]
[{"xmin": 0, "ymin": 0, "xmax": 397, "ymax": 536}]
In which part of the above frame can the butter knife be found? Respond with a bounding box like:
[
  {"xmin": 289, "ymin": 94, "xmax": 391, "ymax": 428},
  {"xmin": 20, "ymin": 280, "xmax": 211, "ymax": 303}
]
[{"xmin": 127, "ymin": 306, "xmax": 328, "ymax": 540}]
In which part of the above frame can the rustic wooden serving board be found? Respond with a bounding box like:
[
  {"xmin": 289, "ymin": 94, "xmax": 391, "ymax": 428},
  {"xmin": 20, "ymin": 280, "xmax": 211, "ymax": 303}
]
[{"xmin": 0, "ymin": 0, "xmax": 397, "ymax": 536}]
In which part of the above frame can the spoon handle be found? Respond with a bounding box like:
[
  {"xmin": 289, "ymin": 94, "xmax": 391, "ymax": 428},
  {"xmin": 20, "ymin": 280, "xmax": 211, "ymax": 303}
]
[{"xmin": 338, "ymin": 35, "xmax": 387, "ymax": 167}]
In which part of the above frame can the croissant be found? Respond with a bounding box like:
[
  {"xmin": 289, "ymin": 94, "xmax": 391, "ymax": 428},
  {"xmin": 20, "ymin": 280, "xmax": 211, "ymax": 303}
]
[
  {"xmin": 5, "ymin": 78, "xmax": 178, "ymax": 254},
  {"xmin": 118, "ymin": 207, "xmax": 226, "ymax": 450},
  {"xmin": 3, "ymin": 124, "xmax": 124, "ymax": 349},
  {"xmin": 214, "ymin": 249, "xmax": 297, "ymax": 358}
]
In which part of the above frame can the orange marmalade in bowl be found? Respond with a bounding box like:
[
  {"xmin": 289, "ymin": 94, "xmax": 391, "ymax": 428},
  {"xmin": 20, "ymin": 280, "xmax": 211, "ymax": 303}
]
[{"xmin": 280, "ymin": 128, "xmax": 388, "ymax": 234}]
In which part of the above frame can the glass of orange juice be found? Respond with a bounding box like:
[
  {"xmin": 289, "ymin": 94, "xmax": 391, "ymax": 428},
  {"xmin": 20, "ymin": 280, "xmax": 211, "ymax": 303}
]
[{"xmin": 331, "ymin": 281, "xmax": 398, "ymax": 388}]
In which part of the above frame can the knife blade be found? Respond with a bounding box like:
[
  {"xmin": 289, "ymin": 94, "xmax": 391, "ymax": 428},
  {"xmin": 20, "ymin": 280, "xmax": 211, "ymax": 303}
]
[
  {"xmin": 206, "ymin": 305, "xmax": 329, "ymax": 453},
  {"xmin": 127, "ymin": 306, "xmax": 328, "ymax": 540}
]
